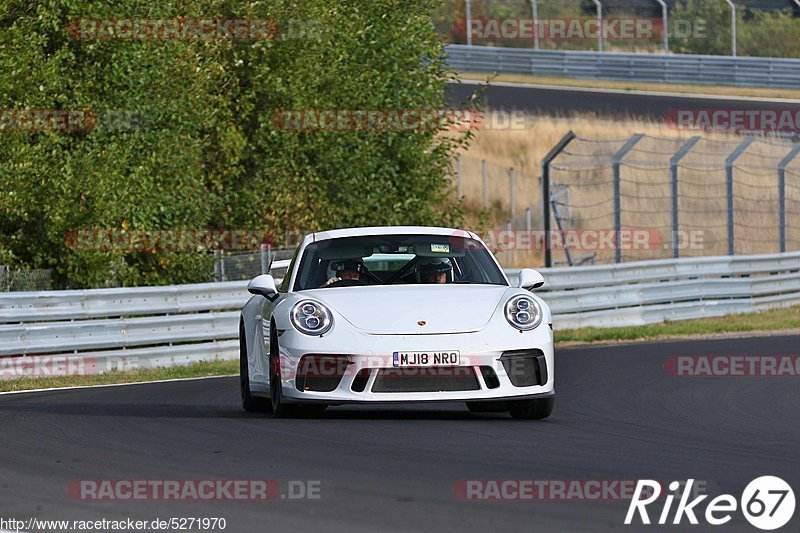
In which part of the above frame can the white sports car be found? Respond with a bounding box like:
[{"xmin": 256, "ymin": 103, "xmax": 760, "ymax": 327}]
[{"xmin": 239, "ymin": 226, "xmax": 554, "ymax": 419}]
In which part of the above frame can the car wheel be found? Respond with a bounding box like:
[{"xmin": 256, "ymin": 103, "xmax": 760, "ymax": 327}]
[
  {"xmin": 466, "ymin": 401, "xmax": 507, "ymax": 413},
  {"xmin": 269, "ymin": 330, "xmax": 327, "ymax": 419},
  {"xmin": 240, "ymin": 322, "xmax": 272, "ymax": 413},
  {"xmin": 507, "ymin": 397, "xmax": 554, "ymax": 420}
]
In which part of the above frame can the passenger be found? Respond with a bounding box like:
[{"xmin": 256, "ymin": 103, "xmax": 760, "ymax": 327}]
[{"xmin": 418, "ymin": 259, "xmax": 451, "ymax": 284}]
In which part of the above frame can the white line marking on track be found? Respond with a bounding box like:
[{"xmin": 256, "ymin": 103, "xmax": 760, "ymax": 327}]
[{"xmin": 0, "ymin": 374, "xmax": 236, "ymax": 396}]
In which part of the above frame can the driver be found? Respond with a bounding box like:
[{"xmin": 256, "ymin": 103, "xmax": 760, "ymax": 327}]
[
  {"xmin": 418, "ymin": 259, "xmax": 451, "ymax": 284},
  {"xmin": 322, "ymin": 259, "xmax": 364, "ymax": 287}
]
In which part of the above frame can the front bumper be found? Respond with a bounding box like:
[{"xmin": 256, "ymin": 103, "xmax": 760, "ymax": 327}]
[{"xmin": 274, "ymin": 325, "xmax": 555, "ymax": 404}]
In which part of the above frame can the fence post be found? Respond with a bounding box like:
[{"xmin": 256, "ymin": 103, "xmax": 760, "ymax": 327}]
[
  {"xmin": 670, "ymin": 136, "xmax": 701, "ymax": 259},
  {"xmin": 725, "ymin": 0, "xmax": 737, "ymax": 57},
  {"xmin": 525, "ymin": 207, "xmax": 532, "ymax": 233},
  {"xmin": 655, "ymin": 0, "xmax": 669, "ymax": 54},
  {"xmin": 612, "ymin": 134, "xmax": 646, "ymax": 264},
  {"xmin": 509, "ymin": 168, "xmax": 517, "ymax": 218},
  {"xmin": 214, "ymin": 250, "xmax": 222, "ymax": 282},
  {"xmin": 466, "ymin": 0, "xmax": 473, "ymax": 46},
  {"xmin": 482, "ymin": 159, "xmax": 488, "ymax": 209},
  {"xmin": 541, "ymin": 131, "xmax": 576, "ymax": 268},
  {"xmin": 778, "ymin": 145, "xmax": 800, "ymax": 253},
  {"xmin": 592, "ymin": 0, "xmax": 604, "ymax": 52},
  {"xmin": 506, "ymin": 221, "xmax": 512, "ymax": 265},
  {"xmin": 725, "ymin": 137, "xmax": 755, "ymax": 256}
]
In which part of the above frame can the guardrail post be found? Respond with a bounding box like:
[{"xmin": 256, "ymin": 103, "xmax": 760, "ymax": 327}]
[
  {"xmin": 541, "ymin": 131, "xmax": 576, "ymax": 268},
  {"xmin": 612, "ymin": 134, "xmax": 646, "ymax": 263},
  {"xmin": 778, "ymin": 145, "xmax": 800, "ymax": 253},
  {"xmin": 670, "ymin": 136, "xmax": 701, "ymax": 259},
  {"xmin": 725, "ymin": 137, "xmax": 755, "ymax": 256}
]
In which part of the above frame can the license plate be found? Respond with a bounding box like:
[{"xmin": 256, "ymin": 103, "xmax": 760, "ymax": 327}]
[{"xmin": 392, "ymin": 351, "xmax": 460, "ymax": 367}]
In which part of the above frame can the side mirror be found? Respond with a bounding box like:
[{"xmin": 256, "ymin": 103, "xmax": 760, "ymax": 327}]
[
  {"xmin": 247, "ymin": 274, "xmax": 278, "ymax": 297},
  {"xmin": 517, "ymin": 268, "xmax": 545, "ymax": 290}
]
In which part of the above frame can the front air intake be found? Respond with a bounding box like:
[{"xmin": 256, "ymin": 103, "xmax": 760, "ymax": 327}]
[
  {"xmin": 372, "ymin": 366, "xmax": 480, "ymax": 393},
  {"xmin": 295, "ymin": 355, "xmax": 350, "ymax": 392},
  {"xmin": 500, "ymin": 350, "xmax": 547, "ymax": 387}
]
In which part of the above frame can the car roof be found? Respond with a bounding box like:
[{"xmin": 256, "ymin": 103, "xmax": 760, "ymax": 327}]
[{"xmin": 310, "ymin": 226, "xmax": 479, "ymax": 242}]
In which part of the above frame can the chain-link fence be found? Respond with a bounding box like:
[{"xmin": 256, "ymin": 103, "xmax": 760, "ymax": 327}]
[
  {"xmin": 455, "ymin": 154, "xmax": 543, "ymax": 222},
  {"xmin": 0, "ymin": 266, "xmax": 53, "ymax": 292},
  {"xmin": 212, "ymin": 246, "xmax": 296, "ymax": 282},
  {"xmin": 542, "ymin": 133, "xmax": 800, "ymax": 265}
]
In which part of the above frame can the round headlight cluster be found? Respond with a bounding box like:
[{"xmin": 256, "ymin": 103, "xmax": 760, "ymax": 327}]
[
  {"xmin": 505, "ymin": 295, "xmax": 542, "ymax": 331},
  {"xmin": 291, "ymin": 300, "xmax": 333, "ymax": 336}
]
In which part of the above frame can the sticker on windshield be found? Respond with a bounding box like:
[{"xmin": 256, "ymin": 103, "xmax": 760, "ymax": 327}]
[{"xmin": 431, "ymin": 244, "xmax": 450, "ymax": 253}]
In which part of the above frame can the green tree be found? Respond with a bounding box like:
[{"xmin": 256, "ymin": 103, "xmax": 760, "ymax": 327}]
[{"xmin": 0, "ymin": 0, "xmax": 467, "ymax": 288}]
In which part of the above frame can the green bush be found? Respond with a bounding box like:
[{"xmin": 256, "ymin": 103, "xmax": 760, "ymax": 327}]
[{"xmin": 0, "ymin": 0, "xmax": 468, "ymax": 288}]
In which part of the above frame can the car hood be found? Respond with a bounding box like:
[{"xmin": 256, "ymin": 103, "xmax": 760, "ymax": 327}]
[{"xmin": 308, "ymin": 284, "xmax": 511, "ymax": 335}]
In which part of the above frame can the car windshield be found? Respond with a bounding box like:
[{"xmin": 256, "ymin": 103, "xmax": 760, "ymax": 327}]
[{"xmin": 293, "ymin": 234, "xmax": 507, "ymax": 291}]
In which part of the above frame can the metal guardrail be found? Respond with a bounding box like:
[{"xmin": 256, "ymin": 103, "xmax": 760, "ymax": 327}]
[
  {"xmin": 445, "ymin": 45, "xmax": 800, "ymax": 88},
  {"xmin": 2, "ymin": 254, "xmax": 799, "ymax": 378},
  {"xmin": 0, "ymin": 260, "xmax": 291, "ymax": 379},
  {"xmin": 508, "ymin": 251, "xmax": 800, "ymax": 329}
]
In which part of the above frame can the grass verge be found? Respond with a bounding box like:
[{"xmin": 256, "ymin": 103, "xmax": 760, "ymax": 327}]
[
  {"xmin": 0, "ymin": 358, "xmax": 238, "ymax": 393},
  {"xmin": 457, "ymin": 72, "xmax": 800, "ymax": 100},
  {"xmin": 556, "ymin": 306, "xmax": 800, "ymax": 345}
]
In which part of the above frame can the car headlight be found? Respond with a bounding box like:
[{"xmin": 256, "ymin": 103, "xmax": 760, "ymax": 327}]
[
  {"xmin": 505, "ymin": 295, "xmax": 543, "ymax": 331},
  {"xmin": 290, "ymin": 300, "xmax": 333, "ymax": 336}
]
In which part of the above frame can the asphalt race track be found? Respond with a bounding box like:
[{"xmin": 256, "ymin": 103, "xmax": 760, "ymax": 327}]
[
  {"xmin": 446, "ymin": 81, "xmax": 800, "ymax": 121},
  {"xmin": 1, "ymin": 335, "xmax": 798, "ymax": 532}
]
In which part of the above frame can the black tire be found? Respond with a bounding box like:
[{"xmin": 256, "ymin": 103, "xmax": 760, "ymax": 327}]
[
  {"xmin": 269, "ymin": 328, "xmax": 327, "ymax": 419},
  {"xmin": 240, "ymin": 322, "xmax": 272, "ymax": 413},
  {"xmin": 508, "ymin": 397, "xmax": 554, "ymax": 420},
  {"xmin": 466, "ymin": 401, "xmax": 507, "ymax": 413}
]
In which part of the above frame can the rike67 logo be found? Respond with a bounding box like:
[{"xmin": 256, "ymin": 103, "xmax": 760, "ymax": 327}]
[{"xmin": 626, "ymin": 477, "xmax": 795, "ymax": 530}]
